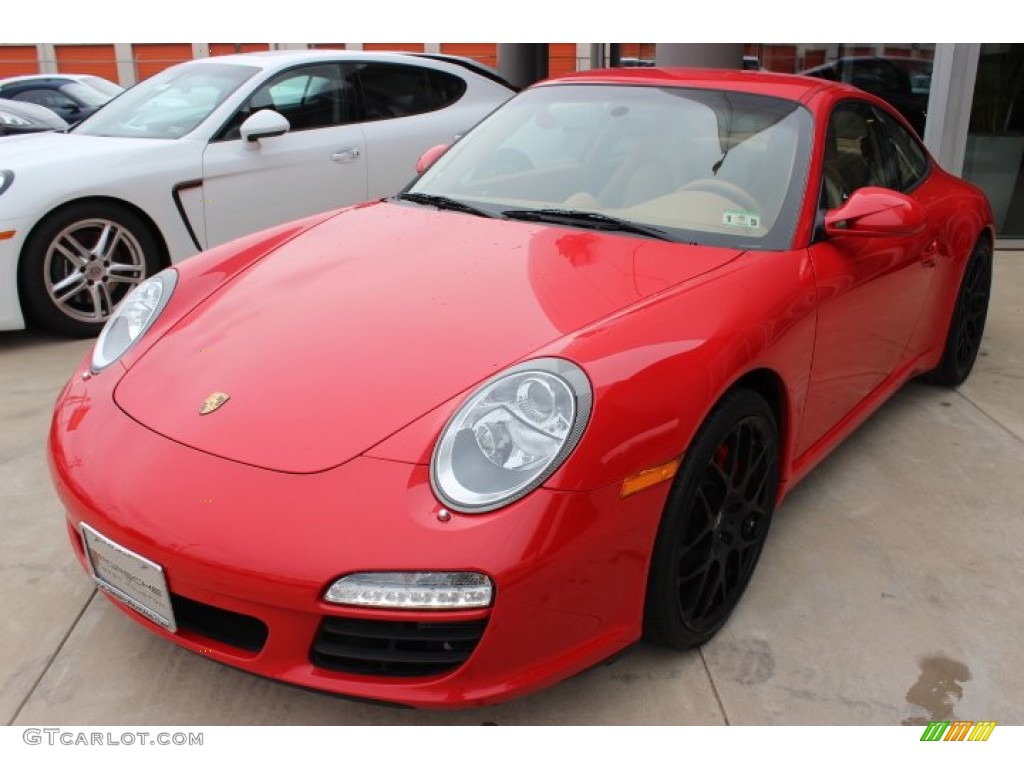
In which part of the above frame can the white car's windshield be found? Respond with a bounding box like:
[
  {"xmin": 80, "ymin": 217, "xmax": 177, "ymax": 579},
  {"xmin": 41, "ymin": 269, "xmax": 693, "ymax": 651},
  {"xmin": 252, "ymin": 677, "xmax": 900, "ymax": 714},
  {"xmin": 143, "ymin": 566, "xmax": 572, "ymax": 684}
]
[
  {"xmin": 60, "ymin": 82, "xmax": 110, "ymax": 108},
  {"xmin": 80, "ymin": 76, "xmax": 124, "ymax": 99},
  {"xmin": 409, "ymin": 83, "xmax": 813, "ymax": 249},
  {"xmin": 74, "ymin": 62, "xmax": 260, "ymax": 139}
]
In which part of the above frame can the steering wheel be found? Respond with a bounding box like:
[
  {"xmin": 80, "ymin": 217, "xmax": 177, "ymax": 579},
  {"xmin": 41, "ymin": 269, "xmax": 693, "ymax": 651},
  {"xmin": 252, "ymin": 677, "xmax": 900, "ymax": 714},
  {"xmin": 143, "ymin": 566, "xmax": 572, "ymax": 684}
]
[{"xmin": 677, "ymin": 178, "xmax": 761, "ymax": 213}]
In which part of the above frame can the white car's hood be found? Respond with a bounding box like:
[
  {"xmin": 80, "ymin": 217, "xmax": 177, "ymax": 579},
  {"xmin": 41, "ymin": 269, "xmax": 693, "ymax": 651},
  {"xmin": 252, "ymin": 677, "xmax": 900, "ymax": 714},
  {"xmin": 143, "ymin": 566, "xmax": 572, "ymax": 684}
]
[{"xmin": 0, "ymin": 130, "xmax": 183, "ymax": 168}]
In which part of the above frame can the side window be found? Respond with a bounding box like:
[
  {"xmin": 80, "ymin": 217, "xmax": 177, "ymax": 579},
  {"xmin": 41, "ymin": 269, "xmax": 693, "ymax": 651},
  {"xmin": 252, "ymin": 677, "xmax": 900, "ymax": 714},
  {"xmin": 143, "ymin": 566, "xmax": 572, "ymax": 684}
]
[
  {"xmin": 821, "ymin": 101, "xmax": 891, "ymax": 208},
  {"xmin": 17, "ymin": 89, "xmax": 77, "ymax": 111},
  {"xmin": 218, "ymin": 63, "xmax": 356, "ymax": 140},
  {"xmin": 354, "ymin": 63, "xmax": 466, "ymax": 121},
  {"xmin": 873, "ymin": 107, "xmax": 929, "ymax": 192}
]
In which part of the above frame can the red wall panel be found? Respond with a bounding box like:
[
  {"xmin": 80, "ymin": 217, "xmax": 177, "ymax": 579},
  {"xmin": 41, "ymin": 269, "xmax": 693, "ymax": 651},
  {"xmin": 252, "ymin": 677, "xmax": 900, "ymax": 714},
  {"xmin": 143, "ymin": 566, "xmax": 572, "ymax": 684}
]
[
  {"xmin": 0, "ymin": 46, "xmax": 39, "ymax": 78},
  {"xmin": 54, "ymin": 44, "xmax": 118, "ymax": 82},
  {"xmin": 440, "ymin": 43, "xmax": 497, "ymax": 68},
  {"xmin": 548, "ymin": 43, "xmax": 577, "ymax": 77},
  {"xmin": 208, "ymin": 43, "xmax": 271, "ymax": 57},
  {"xmin": 133, "ymin": 43, "xmax": 192, "ymax": 81},
  {"xmin": 362, "ymin": 43, "xmax": 425, "ymax": 53}
]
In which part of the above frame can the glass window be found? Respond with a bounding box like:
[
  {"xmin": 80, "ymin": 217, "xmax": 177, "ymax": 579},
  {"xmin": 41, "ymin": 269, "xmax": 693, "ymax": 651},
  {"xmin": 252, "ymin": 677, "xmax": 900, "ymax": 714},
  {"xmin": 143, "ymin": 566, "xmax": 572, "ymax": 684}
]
[
  {"xmin": 58, "ymin": 82, "xmax": 110, "ymax": 108},
  {"xmin": 822, "ymin": 101, "xmax": 891, "ymax": 207},
  {"xmin": 80, "ymin": 76, "xmax": 123, "ymax": 99},
  {"xmin": 411, "ymin": 84, "xmax": 813, "ymax": 250},
  {"xmin": 16, "ymin": 89, "xmax": 77, "ymax": 110},
  {"xmin": 873, "ymin": 107, "xmax": 929, "ymax": 193},
  {"xmin": 354, "ymin": 63, "xmax": 466, "ymax": 120},
  {"xmin": 74, "ymin": 62, "xmax": 260, "ymax": 139},
  {"xmin": 747, "ymin": 44, "xmax": 934, "ymax": 136},
  {"xmin": 963, "ymin": 43, "xmax": 1024, "ymax": 237},
  {"xmin": 848, "ymin": 59, "xmax": 907, "ymax": 95},
  {"xmin": 215, "ymin": 63, "xmax": 357, "ymax": 140}
]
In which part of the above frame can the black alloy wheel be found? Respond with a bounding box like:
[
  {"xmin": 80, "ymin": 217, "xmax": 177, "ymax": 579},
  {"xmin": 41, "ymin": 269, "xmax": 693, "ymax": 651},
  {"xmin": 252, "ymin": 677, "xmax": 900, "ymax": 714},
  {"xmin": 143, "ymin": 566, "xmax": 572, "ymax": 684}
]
[
  {"xmin": 929, "ymin": 237, "xmax": 992, "ymax": 387},
  {"xmin": 645, "ymin": 388, "xmax": 780, "ymax": 648}
]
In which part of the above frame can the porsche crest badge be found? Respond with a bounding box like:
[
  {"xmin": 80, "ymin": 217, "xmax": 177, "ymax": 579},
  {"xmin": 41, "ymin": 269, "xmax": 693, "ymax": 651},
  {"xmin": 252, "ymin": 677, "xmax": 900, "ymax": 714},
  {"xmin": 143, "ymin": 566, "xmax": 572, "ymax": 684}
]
[{"xmin": 199, "ymin": 392, "xmax": 230, "ymax": 415}]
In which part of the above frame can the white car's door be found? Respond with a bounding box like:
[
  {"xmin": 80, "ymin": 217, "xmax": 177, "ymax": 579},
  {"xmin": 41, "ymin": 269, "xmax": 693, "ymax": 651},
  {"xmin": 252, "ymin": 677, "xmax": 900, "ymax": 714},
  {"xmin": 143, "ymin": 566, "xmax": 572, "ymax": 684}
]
[{"xmin": 200, "ymin": 62, "xmax": 368, "ymax": 248}]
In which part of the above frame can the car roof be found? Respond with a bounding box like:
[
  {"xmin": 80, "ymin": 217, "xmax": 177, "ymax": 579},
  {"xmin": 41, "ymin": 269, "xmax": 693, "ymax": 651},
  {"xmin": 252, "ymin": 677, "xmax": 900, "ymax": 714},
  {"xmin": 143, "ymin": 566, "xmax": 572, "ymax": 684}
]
[
  {"xmin": 0, "ymin": 74, "xmax": 101, "ymax": 86},
  {"xmin": 156, "ymin": 50, "xmax": 516, "ymax": 93},
  {"xmin": 539, "ymin": 67, "xmax": 835, "ymax": 103},
  {"xmin": 184, "ymin": 48, "xmax": 497, "ymax": 74}
]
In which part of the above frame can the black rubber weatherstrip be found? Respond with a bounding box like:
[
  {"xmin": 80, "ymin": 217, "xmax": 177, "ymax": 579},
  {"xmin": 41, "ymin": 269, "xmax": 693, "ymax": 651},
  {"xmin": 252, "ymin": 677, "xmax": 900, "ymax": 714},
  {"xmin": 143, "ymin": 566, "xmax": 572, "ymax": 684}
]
[{"xmin": 171, "ymin": 179, "xmax": 204, "ymax": 251}]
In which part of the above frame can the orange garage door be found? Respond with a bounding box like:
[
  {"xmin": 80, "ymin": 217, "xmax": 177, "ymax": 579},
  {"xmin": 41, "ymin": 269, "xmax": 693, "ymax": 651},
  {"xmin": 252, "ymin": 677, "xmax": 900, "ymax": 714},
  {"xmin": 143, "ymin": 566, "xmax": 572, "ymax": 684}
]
[
  {"xmin": 440, "ymin": 44, "xmax": 497, "ymax": 68},
  {"xmin": 548, "ymin": 43, "xmax": 577, "ymax": 77},
  {"xmin": 362, "ymin": 43, "xmax": 425, "ymax": 53},
  {"xmin": 208, "ymin": 43, "xmax": 271, "ymax": 57},
  {"xmin": 55, "ymin": 44, "xmax": 118, "ymax": 82},
  {"xmin": 133, "ymin": 43, "xmax": 192, "ymax": 81},
  {"xmin": 0, "ymin": 46, "xmax": 39, "ymax": 78}
]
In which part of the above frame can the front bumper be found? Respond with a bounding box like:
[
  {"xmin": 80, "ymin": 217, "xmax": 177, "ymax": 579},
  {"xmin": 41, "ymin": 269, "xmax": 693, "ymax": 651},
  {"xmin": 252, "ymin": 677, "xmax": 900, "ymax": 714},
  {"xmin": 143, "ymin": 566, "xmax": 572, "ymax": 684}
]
[
  {"xmin": 0, "ymin": 217, "xmax": 30, "ymax": 330},
  {"xmin": 49, "ymin": 366, "xmax": 669, "ymax": 708}
]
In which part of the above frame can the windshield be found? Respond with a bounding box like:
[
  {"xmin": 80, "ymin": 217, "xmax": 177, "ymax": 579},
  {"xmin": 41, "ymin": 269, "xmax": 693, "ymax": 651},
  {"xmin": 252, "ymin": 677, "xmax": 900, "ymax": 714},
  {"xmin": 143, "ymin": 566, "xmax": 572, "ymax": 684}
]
[
  {"xmin": 409, "ymin": 83, "xmax": 812, "ymax": 249},
  {"xmin": 60, "ymin": 82, "xmax": 110, "ymax": 108},
  {"xmin": 74, "ymin": 62, "xmax": 260, "ymax": 139},
  {"xmin": 80, "ymin": 76, "xmax": 124, "ymax": 99}
]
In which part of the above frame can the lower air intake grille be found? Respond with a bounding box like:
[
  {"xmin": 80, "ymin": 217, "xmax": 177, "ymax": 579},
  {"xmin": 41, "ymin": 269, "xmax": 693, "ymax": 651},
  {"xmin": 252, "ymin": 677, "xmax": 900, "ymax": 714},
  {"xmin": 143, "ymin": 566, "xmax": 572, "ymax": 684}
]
[
  {"xmin": 171, "ymin": 593, "xmax": 268, "ymax": 653},
  {"xmin": 310, "ymin": 616, "xmax": 487, "ymax": 677}
]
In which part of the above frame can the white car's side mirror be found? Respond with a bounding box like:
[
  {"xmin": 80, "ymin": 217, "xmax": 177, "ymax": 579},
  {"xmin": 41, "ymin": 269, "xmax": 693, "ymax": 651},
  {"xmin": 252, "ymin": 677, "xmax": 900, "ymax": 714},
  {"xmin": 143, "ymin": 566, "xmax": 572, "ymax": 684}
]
[{"xmin": 240, "ymin": 110, "xmax": 290, "ymax": 146}]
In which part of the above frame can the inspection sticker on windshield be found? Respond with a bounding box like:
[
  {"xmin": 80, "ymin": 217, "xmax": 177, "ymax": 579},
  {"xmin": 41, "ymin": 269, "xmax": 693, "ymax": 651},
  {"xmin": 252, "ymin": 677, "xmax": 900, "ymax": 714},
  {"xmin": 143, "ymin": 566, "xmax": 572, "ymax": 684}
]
[{"xmin": 723, "ymin": 210, "xmax": 761, "ymax": 229}]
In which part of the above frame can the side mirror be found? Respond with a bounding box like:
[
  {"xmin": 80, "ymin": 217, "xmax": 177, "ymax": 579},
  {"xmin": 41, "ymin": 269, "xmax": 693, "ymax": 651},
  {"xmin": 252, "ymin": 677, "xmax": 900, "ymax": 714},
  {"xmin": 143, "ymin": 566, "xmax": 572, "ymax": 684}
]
[
  {"xmin": 825, "ymin": 186, "xmax": 927, "ymax": 238},
  {"xmin": 240, "ymin": 110, "xmax": 290, "ymax": 145},
  {"xmin": 415, "ymin": 143, "xmax": 449, "ymax": 175}
]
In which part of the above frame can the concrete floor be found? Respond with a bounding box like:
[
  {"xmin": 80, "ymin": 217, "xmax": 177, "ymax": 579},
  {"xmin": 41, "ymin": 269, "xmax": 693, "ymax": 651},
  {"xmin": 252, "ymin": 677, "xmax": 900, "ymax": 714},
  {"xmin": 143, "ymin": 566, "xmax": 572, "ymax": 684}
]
[{"xmin": 2, "ymin": 254, "xmax": 1021, "ymax": 726}]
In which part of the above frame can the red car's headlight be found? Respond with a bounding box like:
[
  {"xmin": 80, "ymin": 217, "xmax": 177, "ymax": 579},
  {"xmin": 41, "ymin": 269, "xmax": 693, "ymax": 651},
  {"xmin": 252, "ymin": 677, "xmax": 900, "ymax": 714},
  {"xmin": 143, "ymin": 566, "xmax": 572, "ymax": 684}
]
[
  {"xmin": 430, "ymin": 358, "xmax": 592, "ymax": 513},
  {"xmin": 325, "ymin": 572, "xmax": 493, "ymax": 610},
  {"xmin": 91, "ymin": 269, "xmax": 177, "ymax": 372}
]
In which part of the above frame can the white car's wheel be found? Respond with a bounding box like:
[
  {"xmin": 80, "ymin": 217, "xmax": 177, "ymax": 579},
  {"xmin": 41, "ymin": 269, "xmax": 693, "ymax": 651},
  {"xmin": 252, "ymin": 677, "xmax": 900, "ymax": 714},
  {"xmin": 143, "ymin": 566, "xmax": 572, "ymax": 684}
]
[{"xmin": 19, "ymin": 203, "xmax": 161, "ymax": 337}]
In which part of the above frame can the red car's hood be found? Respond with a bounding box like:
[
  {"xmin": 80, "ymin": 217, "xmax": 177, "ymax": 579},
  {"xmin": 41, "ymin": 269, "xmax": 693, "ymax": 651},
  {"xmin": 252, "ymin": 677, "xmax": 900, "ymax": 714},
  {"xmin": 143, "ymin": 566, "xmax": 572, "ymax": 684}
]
[{"xmin": 115, "ymin": 202, "xmax": 741, "ymax": 472}]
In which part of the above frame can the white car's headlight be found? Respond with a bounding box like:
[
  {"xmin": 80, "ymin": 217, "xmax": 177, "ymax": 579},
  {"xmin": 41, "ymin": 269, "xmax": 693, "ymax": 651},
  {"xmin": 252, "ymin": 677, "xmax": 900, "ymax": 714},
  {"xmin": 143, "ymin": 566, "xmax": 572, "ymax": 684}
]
[
  {"xmin": 91, "ymin": 270, "xmax": 177, "ymax": 372},
  {"xmin": 431, "ymin": 358, "xmax": 592, "ymax": 513}
]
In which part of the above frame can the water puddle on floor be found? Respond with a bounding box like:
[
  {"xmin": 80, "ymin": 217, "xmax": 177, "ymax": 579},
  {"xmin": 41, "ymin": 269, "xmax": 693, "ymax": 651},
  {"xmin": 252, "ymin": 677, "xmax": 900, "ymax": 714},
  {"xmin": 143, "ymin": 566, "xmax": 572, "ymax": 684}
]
[{"xmin": 902, "ymin": 654, "xmax": 972, "ymax": 725}]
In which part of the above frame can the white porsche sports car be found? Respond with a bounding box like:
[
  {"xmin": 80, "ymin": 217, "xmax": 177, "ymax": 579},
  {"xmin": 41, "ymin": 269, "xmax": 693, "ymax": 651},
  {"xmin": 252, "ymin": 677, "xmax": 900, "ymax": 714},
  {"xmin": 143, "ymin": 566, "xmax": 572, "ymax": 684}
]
[{"xmin": 0, "ymin": 50, "xmax": 515, "ymax": 335}]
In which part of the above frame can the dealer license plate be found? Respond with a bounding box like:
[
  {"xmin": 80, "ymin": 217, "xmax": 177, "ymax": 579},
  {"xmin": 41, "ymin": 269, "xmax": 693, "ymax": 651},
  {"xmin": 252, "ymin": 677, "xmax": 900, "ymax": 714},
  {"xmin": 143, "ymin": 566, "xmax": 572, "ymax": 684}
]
[{"xmin": 80, "ymin": 523, "xmax": 177, "ymax": 633}]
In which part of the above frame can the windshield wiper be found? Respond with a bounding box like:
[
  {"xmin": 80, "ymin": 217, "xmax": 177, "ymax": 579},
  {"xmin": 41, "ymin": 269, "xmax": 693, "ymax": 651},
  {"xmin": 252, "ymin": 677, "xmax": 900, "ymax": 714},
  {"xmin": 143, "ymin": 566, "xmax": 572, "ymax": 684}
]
[
  {"xmin": 395, "ymin": 192, "xmax": 496, "ymax": 218},
  {"xmin": 501, "ymin": 208, "xmax": 675, "ymax": 242}
]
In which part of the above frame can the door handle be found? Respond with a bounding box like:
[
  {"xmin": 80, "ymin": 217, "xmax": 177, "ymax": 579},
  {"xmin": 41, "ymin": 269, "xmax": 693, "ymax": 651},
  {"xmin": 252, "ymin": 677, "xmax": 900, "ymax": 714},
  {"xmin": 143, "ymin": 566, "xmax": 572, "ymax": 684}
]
[{"xmin": 331, "ymin": 147, "xmax": 362, "ymax": 163}]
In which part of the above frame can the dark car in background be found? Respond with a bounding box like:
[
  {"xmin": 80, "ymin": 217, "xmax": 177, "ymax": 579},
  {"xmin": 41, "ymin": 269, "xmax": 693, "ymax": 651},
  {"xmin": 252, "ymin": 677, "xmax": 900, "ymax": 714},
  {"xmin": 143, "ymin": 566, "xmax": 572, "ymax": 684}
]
[
  {"xmin": 802, "ymin": 56, "xmax": 931, "ymax": 135},
  {"xmin": 0, "ymin": 74, "xmax": 123, "ymax": 125}
]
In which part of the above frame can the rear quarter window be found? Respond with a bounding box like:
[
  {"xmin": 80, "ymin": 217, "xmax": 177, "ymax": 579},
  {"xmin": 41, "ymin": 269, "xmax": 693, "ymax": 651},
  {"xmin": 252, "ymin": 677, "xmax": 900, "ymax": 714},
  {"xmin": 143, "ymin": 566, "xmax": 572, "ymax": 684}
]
[{"xmin": 355, "ymin": 63, "xmax": 466, "ymax": 120}]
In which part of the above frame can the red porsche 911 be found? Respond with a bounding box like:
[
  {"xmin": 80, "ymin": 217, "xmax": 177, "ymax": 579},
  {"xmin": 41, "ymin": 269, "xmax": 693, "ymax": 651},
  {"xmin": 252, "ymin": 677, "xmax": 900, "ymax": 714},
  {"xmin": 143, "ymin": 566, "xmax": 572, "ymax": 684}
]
[{"xmin": 49, "ymin": 68, "xmax": 993, "ymax": 708}]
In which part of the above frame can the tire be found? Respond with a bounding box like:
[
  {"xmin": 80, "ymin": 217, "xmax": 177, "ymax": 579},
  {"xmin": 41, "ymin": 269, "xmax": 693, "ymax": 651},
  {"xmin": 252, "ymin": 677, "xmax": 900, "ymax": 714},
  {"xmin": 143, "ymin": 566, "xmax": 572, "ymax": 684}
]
[
  {"xmin": 18, "ymin": 202, "xmax": 161, "ymax": 337},
  {"xmin": 644, "ymin": 388, "xmax": 780, "ymax": 649},
  {"xmin": 927, "ymin": 237, "xmax": 993, "ymax": 387}
]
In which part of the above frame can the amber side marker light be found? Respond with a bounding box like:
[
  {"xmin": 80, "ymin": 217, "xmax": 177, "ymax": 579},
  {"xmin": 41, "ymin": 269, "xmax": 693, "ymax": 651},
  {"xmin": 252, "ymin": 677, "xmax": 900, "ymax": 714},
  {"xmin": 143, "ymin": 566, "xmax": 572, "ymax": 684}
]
[
  {"xmin": 620, "ymin": 457, "xmax": 682, "ymax": 499},
  {"xmin": 0, "ymin": 230, "xmax": 16, "ymax": 241}
]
